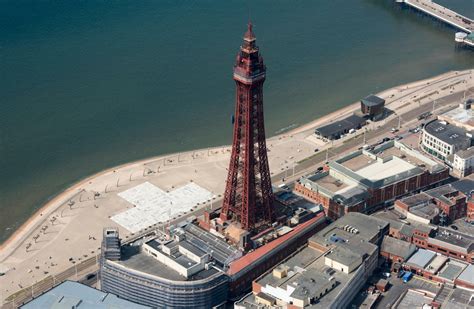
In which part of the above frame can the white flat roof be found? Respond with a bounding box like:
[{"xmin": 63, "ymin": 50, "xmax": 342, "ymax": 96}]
[
  {"xmin": 356, "ymin": 156, "xmax": 416, "ymax": 181},
  {"xmin": 112, "ymin": 182, "xmax": 214, "ymax": 233}
]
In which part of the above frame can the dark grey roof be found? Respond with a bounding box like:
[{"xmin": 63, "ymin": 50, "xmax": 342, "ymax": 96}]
[
  {"xmin": 146, "ymin": 239, "xmax": 162, "ymax": 251},
  {"xmin": 430, "ymin": 228, "xmax": 474, "ymax": 254},
  {"xmin": 380, "ymin": 236, "xmax": 416, "ymax": 260},
  {"xmin": 456, "ymin": 147, "xmax": 474, "ymax": 159},
  {"xmin": 425, "ymin": 184, "xmax": 461, "ymax": 206},
  {"xmin": 179, "ymin": 241, "xmax": 207, "ymax": 257},
  {"xmin": 326, "ymin": 246, "xmax": 363, "ymax": 266},
  {"xmin": 289, "ymin": 269, "xmax": 334, "ymax": 299},
  {"xmin": 399, "ymin": 193, "xmax": 433, "ymax": 207},
  {"xmin": 184, "ymin": 224, "xmax": 241, "ymax": 266},
  {"xmin": 332, "ymin": 186, "xmax": 369, "ymax": 207},
  {"xmin": 424, "ymin": 120, "xmax": 472, "ymax": 146},
  {"xmin": 450, "ymin": 179, "xmax": 474, "ymax": 196},
  {"xmin": 361, "ymin": 94, "xmax": 385, "ymax": 107},
  {"xmin": 315, "ymin": 114, "xmax": 365, "ymax": 137}
]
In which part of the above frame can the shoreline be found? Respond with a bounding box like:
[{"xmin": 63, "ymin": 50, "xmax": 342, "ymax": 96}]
[{"xmin": 0, "ymin": 68, "xmax": 468, "ymax": 258}]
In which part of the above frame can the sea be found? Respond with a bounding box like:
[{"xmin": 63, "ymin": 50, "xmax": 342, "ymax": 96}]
[{"xmin": 1, "ymin": 0, "xmax": 473, "ymax": 243}]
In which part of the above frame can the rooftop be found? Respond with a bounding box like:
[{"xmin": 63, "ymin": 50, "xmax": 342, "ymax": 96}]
[
  {"xmin": 380, "ymin": 236, "xmax": 416, "ymax": 260},
  {"xmin": 441, "ymin": 287, "xmax": 474, "ymax": 309},
  {"xmin": 111, "ymin": 222, "xmax": 242, "ymax": 282},
  {"xmin": 372, "ymin": 209, "xmax": 435, "ymax": 236},
  {"xmin": 439, "ymin": 103, "xmax": 474, "ymax": 131},
  {"xmin": 424, "ymin": 184, "xmax": 466, "ymax": 207},
  {"xmin": 254, "ymin": 245, "xmax": 369, "ymax": 308},
  {"xmin": 438, "ymin": 260, "xmax": 467, "ymax": 281},
  {"xmin": 424, "ymin": 254, "xmax": 448, "ymax": 274},
  {"xmin": 289, "ymin": 269, "xmax": 334, "ymax": 300},
  {"xmin": 405, "ymin": 249, "xmax": 436, "ymax": 269},
  {"xmin": 117, "ymin": 245, "xmax": 218, "ymax": 281},
  {"xmin": 397, "ymin": 289, "xmax": 434, "ymax": 309},
  {"xmin": 300, "ymin": 172, "xmax": 368, "ymax": 207},
  {"xmin": 325, "ymin": 245, "xmax": 363, "ymax": 267},
  {"xmin": 228, "ymin": 213, "xmax": 325, "ymax": 276},
  {"xmin": 456, "ymin": 264, "xmax": 474, "ymax": 285},
  {"xmin": 330, "ymin": 141, "xmax": 441, "ymax": 190},
  {"xmin": 450, "ymin": 178, "xmax": 474, "ymax": 196},
  {"xmin": 356, "ymin": 156, "xmax": 416, "ymax": 182},
  {"xmin": 423, "ymin": 120, "xmax": 472, "ymax": 146},
  {"xmin": 309, "ymin": 212, "xmax": 388, "ymax": 249},
  {"xmin": 429, "ymin": 228, "xmax": 474, "ymax": 254},
  {"xmin": 21, "ymin": 281, "xmax": 149, "ymax": 309},
  {"xmin": 456, "ymin": 146, "xmax": 474, "ymax": 159},
  {"xmin": 397, "ymin": 193, "xmax": 440, "ymax": 220},
  {"xmin": 361, "ymin": 94, "xmax": 385, "ymax": 107},
  {"xmin": 315, "ymin": 114, "xmax": 365, "ymax": 137}
]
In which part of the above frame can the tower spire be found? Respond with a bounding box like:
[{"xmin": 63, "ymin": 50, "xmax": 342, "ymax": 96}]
[
  {"xmin": 220, "ymin": 24, "xmax": 273, "ymax": 233},
  {"xmin": 244, "ymin": 22, "xmax": 255, "ymax": 41}
]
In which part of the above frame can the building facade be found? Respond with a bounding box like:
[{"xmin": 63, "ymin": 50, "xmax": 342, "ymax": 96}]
[
  {"xmin": 360, "ymin": 94, "xmax": 385, "ymax": 121},
  {"xmin": 421, "ymin": 120, "xmax": 473, "ymax": 160},
  {"xmin": 295, "ymin": 141, "xmax": 449, "ymax": 219},
  {"xmin": 452, "ymin": 147, "xmax": 474, "ymax": 177}
]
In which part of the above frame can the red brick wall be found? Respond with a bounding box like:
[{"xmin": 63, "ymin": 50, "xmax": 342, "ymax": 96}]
[
  {"xmin": 468, "ymin": 199, "xmax": 474, "ymax": 222},
  {"xmin": 252, "ymin": 281, "xmax": 262, "ymax": 294},
  {"xmin": 295, "ymin": 183, "xmax": 341, "ymax": 219},
  {"xmin": 380, "ymin": 251, "xmax": 405, "ymax": 263},
  {"xmin": 426, "ymin": 243, "xmax": 472, "ymax": 263},
  {"xmin": 395, "ymin": 200, "xmax": 409, "ymax": 212},
  {"xmin": 295, "ymin": 166, "xmax": 449, "ymax": 220},
  {"xmin": 455, "ymin": 279, "xmax": 474, "ymax": 290}
]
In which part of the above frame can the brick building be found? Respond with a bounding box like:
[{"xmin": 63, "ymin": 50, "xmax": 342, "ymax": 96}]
[
  {"xmin": 395, "ymin": 184, "xmax": 468, "ymax": 224},
  {"xmin": 295, "ymin": 141, "xmax": 449, "ymax": 219},
  {"xmin": 380, "ymin": 235, "xmax": 417, "ymax": 265}
]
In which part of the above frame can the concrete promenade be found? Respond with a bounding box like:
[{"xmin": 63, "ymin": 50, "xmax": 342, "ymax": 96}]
[
  {"xmin": 399, "ymin": 0, "xmax": 473, "ymax": 33},
  {"xmin": 1, "ymin": 69, "xmax": 473, "ymax": 307}
]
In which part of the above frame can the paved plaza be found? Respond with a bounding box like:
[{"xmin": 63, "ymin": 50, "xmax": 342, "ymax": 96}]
[{"xmin": 113, "ymin": 182, "xmax": 214, "ymax": 233}]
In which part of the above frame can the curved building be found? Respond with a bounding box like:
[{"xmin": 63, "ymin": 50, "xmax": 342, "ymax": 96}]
[
  {"xmin": 421, "ymin": 119, "xmax": 473, "ymax": 160},
  {"xmin": 100, "ymin": 224, "xmax": 235, "ymax": 308},
  {"xmin": 101, "ymin": 256, "xmax": 229, "ymax": 308}
]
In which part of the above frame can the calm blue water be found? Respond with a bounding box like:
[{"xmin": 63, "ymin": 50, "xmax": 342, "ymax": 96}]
[{"xmin": 1, "ymin": 0, "xmax": 473, "ymax": 243}]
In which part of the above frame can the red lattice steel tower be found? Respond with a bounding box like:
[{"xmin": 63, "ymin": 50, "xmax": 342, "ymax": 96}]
[{"xmin": 220, "ymin": 23, "xmax": 273, "ymax": 231}]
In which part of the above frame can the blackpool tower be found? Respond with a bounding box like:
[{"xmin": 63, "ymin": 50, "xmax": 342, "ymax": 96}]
[{"xmin": 220, "ymin": 23, "xmax": 273, "ymax": 232}]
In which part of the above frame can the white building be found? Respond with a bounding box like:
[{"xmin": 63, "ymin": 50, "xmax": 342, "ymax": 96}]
[
  {"xmin": 421, "ymin": 120, "xmax": 473, "ymax": 160},
  {"xmin": 452, "ymin": 147, "xmax": 474, "ymax": 178}
]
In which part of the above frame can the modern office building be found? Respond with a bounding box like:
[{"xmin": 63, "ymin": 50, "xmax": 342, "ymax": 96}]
[
  {"xmin": 421, "ymin": 119, "xmax": 473, "ymax": 160},
  {"xmin": 100, "ymin": 211, "xmax": 328, "ymax": 308},
  {"xmin": 100, "ymin": 223, "xmax": 233, "ymax": 308}
]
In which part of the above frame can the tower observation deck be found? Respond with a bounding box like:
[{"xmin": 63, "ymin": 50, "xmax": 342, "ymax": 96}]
[{"xmin": 220, "ymin": 23, "xmax": 273, "ymax": 232}]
